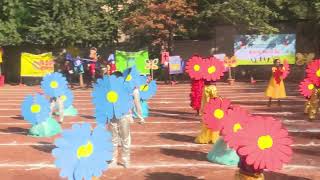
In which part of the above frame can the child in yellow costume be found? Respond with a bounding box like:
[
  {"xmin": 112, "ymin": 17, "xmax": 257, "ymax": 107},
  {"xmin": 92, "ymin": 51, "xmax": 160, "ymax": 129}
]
[
  {"xmin": 194, "ymin": 81, "xmax": 220, "ymax": 144},
  {"xmin": 265, "ymin": 59, "xmax": 286, "ymax": 106}
]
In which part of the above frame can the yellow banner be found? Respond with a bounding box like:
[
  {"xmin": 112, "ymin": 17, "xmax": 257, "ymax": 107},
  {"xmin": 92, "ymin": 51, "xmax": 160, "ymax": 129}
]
[
  {"xmin": 21, "ymin": 52, "xmax": 54, "ymax": 77},
  {"xmin": 0, "ymin": 48, "xmax": 3, "ymax": 63}
]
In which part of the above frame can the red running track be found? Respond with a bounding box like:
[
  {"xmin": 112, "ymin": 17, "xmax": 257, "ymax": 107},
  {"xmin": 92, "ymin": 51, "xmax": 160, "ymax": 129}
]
[{"xmin": 0, "ymin": 82, "xmax": 319, "ymax": 180}]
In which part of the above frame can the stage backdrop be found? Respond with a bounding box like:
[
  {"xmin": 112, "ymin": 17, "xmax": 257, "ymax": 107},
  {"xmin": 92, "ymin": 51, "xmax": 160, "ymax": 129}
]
[
  {"xmin": 115, "ymin": 50, "xmax": 149, "ymax": 75},
  {"xmin": 234, "ymin": 34, "xmax": 296, "ymax": 65},
  {"xmin": 20, "ymin": 52, "xmax": 54, "ymax": 77}
]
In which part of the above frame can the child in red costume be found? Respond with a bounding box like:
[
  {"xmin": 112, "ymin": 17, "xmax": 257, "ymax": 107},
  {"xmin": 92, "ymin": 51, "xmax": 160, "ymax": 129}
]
[
  {"xmin": 190, "ymin": 79, "xmax": 205, "ymax": 115},
  {"xmin": 89, "ymin": 47, "xmax": 98, "ymax": 82}
]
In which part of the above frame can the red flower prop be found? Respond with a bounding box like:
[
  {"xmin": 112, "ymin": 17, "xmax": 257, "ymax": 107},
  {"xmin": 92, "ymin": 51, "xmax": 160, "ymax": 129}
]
[
  {"xmin": 281, "ymin": 60, "xmax": 290, "ymax": 80},
  {"xmin": 221, "ymin": 107, "xmax": 251, "ymax": 149},
  {"xmin": 236, "ymin": 116, "xmax": 293, "ymax": 171},
  {"xmin": 190, "ymin": 79, "xmax": 204, "ymax": 111},
  {"xmin": 203, "ymin": 98, "xmax": 231, "ymax": 131},
  {"xmin": 306, "ymin": 59, "xmax": 320, "ymax": 86},
  {"xmin": 185, "ymin": 55, "xmax": 205, "ymax": 80},
  {"xmin": 273, "ymin": 68, "xmax": 283, "ymax": 85},
  {"xmin": 299, "ymin": 78, "xmax": 315, "ymax": 98},
  {"xmin": 202, "ymin": 57, "xmax": 225, "ymax": 81}
]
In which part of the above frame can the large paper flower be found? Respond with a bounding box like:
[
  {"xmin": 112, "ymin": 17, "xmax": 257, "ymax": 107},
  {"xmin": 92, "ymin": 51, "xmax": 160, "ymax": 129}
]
[
  {"xmin": 306, "ymin": 59, "xmax": 320, "ymax": 86},
  {"xmin": 92, "ymin": 75, "xmax": 131, "ymax": 124},
  {"xmin": 235, "ymin": 116, "xmax": 293, "ymax": 171},
  {"xmin": 123, "ymin": 65, "xmax": 141, "ymax": 91},
  {"xmin": 203, "ymin": 98, "xmax": 231, "ymax": 131},
  {"xmin": 139, "ymin": 79, "xmax": 157, "ymax": 100},
  {"xmin": 52, "ymin": 123, "xmax": 113, "ymax": 180},
  {"xmin": 41, "ymin": 72, "xmax": 68, "ymax": 97},
  {"xmin": 221, "ymin": 107, "xmax": 251, "ymax": 149},
  {"xmin": 185, "ymin": 55, "xmax": 205, "ymax": 80},
  {"xmin": 299, "ymin": 78, "xmax": 315, "ymax": 98},
  {"xmin": 21, "ymin": 93, "xmax": 51, "ymax": 125},
  {"xmin": 60, "ymin": 89, "xmax": 74, "ymax": 108},
  {"xmin": 202, "ymin": 57, "xmax": 225, "ymax": 81}
]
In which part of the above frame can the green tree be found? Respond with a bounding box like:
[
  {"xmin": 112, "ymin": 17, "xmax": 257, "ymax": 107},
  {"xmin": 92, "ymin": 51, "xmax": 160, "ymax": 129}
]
[
  {"xmin": 0, "ymin": 0, "xmax": 26, "ymax": 46},
  {"xmin": 25, "ymin": 0, "xmax": 121, "ymax": 47},
  {"xmin": 122, "ymin": 0, "xmax": 196, "ymax": 53},
  {"xmin": 196, "ymin": 0, "xmax": 279, "ymax": 34}
]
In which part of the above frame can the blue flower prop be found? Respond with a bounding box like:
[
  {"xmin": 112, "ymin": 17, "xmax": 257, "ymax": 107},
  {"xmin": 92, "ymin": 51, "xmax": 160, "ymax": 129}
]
[
  {"xmin": 123, "ymin": 65, "xmax": 141, "ymax": 91},
  {"xmin": 92, "ymin": 75, "xmax": 131, "ymax": 125},
  {"xmin": 41, "ymin": 72, "xmax": 68, "ymax": 97},
  {"xmin": 139, "ymin": 80, "xmax": 157, "ymax": 101},
  {"xmin": 52, "ymin": 123, "xmax": 113, "ymax": 180},
  {"xmin": 60, "ymin": 89, "xmax": 74, "ymax": 108},
  {"xmin": 21, "ymin": 93, "xmax": 51, "ymax": 125}
]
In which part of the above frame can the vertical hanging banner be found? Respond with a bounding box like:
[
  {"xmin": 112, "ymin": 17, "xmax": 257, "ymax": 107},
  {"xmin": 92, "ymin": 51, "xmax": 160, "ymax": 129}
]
[
  {"xmin": 0, "ymin": 48, "xmax": 3, "ymax": 63},
  {"xmin": 115, "ymin": 50, "xmax": 149, "ymax": 74},
  {"xmin": 234, "ymin": 34, "xmax": 296, "ymax": 65},
  {"xmin": 20, "ymin": 52, "xmax": 54, "ymax": 77},
  {"xmin": 169, "ymin": 56, "xmax": 183, "ymax": 74},
  {"xmin": 161, "ymin": 51, "xmax": 170, "ymax": 65}
]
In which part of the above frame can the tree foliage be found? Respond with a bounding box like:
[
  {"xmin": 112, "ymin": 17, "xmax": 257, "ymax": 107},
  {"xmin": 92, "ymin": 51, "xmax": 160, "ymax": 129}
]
[
  {"xmin": 196, "ymin": 0, "xmax": 279, "ymax": 33},
  {"xmin": 122, "ymin": 0, "xmax": 196, "ymax": 52},
  {"xmin": 0, "ymin": 0, "xmax": 26, "ymax": 45},
  {"xmin": 24, "ymin": 0, "xmax": 121, "ymax": 47}
]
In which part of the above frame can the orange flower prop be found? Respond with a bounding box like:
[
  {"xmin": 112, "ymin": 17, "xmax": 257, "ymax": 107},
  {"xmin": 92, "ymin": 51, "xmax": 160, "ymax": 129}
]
[
  {"xmin": 221, "ymin": 107, "xmax": 251, "ymax": 149},
  {"xmin": 235, "ymin": 116, "xmax": 293, "ymax": 171},
  {"xmin": 203, "ymin": 98, "xmax": 231, "ymax": 131},
  {"xmin": 306, "ymin": 59, "xmax": 320, "ymax": 86},
  {"xmin": 185, "ymin": 55, "xmax": 205, "ymax": 80},
  {"xmin": 202, "ymin": 57, "xmax": 225, "ymax": 81},
  {"xmin": 299, "ymin": 78, "xmax": 315, "ymax": 98}
]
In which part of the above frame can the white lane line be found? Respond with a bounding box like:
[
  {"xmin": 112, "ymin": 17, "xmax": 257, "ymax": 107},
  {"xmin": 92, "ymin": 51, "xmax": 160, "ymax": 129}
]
[
  {"xmin": 0, "ymin": 106, "xmax": 302, "ymax": 111},
  {"xmin": 0, "ymin": 121, "xmax": 199, "ymax": 125},
  {"xmin": 0, "ymin": 129, "xmax": 318, "ymax": 136},
  {"xmin": 291, "ymin": 142, "xmax": 320, "ymax": 147},
  {"xmin": 0, "ymin": 162, "xmax": 318, "ymax": 171},
  {"xmin": 251, "ymin": 112, "xmax": 296, "ymax": 115},
  {"xmin": 0, "ymin": 120, "xmax": 312, "ymax": 125},
  {"xmin": 0, "ymin": 98, "xmax": 306, "ymax": 105},
  {"xmin": 0, "ymin": 142, "xmax": 318, "ymax": 148}
]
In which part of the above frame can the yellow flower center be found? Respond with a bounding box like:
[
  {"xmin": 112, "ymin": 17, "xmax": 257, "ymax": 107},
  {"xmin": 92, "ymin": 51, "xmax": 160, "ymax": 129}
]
[
  {"xmin": 308, "ymin": 84, "xmax": 314, "ymax": 90},
  {"xmin": 213, "ymin": 109, "xmax": 224, "ymax": 119},
  {"xmin": 30, "ymin": 104, "xmax": 41, "ymax": 113},
  {"xmin": 126, "ymin": 74, "xmax": 132, "ymax": 81},
  {"xmin": 106, "ymin": 91, "xmax": 118, "ymax": 103},
  {"xmin": 257, "ymin": 135, "xmax": 273, "ymax": 150},
  {"xmin": 60, "ymin": 95, "xmax": 67, "ymax": 102},
  {"xmin": 208, "ymin": 66, "xmax": 216, "ymax": 74},
  {"xmin": 316, "ymin": 69, "xmax": 320, "ymax": 77},
  {"xmin": 193, "ymin": 64, "xmax": 200, "ymax": 72},
  {"xmin": 140, "ymin": 85, "xmax": 149, "ymax": 92},
  {"xmin": 50, "ymin": 81, "xmax": 58, "ymax": 88},
  {"xmin": 233, "ymin": 123, "xmax": 242, "ymax": 133},
  {"xmin": 77, "ymin": 141, "xmax": 94, "ymax": 159}
]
